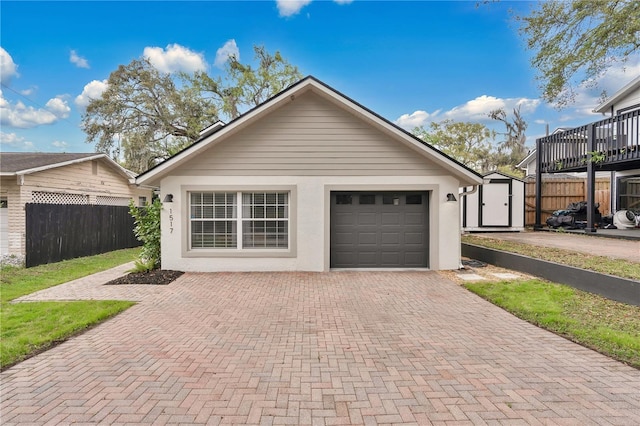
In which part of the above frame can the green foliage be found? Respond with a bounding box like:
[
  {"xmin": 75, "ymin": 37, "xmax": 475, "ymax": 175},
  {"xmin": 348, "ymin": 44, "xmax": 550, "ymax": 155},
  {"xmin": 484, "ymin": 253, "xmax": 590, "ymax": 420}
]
[
  {"xmin": 129, "ymin": 199, "xmax": 161, "ymax": 270},
  {"xmin": 516, "ymin": 0, "xmax": 640, "ymax": 107},
  {"xmin": 488, "ymin": 106, "xmax": 528, "ymax": 175},
  {"xmin": 413, "ymin": 120, "xmax": 496, "ymax": 172},
  {"xmin": 189, "ymin": 45, "xmax": 303, "ymax": 120},
  {"xmin": 83, "ymin": 45, "xmax": 301, "ymax": 173},
  {"xmin": 465, "ymin": 279, "xmax": 640, "ymax": 368}
]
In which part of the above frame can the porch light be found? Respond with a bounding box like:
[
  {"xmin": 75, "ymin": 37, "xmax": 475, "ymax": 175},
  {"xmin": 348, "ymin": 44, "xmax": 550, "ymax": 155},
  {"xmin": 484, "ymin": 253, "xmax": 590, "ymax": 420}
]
[
  {"xmin": 163, "ymin": 193, "xmax": 173, "ymax": 203},
  {"xmin": 446, "ymin": 193, "xmax": 457, "ymax": 202}
]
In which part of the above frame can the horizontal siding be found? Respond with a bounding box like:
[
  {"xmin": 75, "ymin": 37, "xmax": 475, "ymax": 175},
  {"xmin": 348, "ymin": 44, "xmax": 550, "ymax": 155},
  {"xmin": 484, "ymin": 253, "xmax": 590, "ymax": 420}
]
[
  {"xmin": 24, "ymin": 161, "xmax": 139, "ymax": 198},
  {"xmin": 173, "ymin": 92, "xmax": 446, "ymax": 177}
]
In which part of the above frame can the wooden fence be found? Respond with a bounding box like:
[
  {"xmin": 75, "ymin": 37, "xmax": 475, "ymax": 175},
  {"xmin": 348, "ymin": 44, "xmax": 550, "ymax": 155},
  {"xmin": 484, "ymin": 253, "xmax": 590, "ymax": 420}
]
[
  {"xmin": 25, "ymin": 204, "xmax": 141, "ymax": 268},
  {"xmin": 524, "ymin": 177, "xmax": 610, "ymax": 226}
]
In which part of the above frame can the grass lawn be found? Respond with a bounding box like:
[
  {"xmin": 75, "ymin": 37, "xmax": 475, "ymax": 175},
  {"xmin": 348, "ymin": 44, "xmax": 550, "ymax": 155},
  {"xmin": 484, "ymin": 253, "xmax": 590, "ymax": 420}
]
[
  {"xmin": 464, "ymin": 279, "xmax": 640, "ymax": 369},
  {"xmin": 461, "ymin": 234, "xmax": 640, "ymax": 280},
  {"xmin": 1, "ymin": 248, "xmax": 139, "ymax": 370}
]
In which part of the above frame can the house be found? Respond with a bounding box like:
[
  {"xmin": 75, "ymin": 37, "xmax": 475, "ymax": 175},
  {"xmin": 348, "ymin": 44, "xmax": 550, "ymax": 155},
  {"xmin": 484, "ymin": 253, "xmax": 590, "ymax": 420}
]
[
  {"xmin": 535, "ymin": 75, "xmax": 640, "ymax": 230},
  {"xmin": 135, "ymin": 76, "xmax": 483, "ymax": 272},
  {"xmin": 0, "ymin": 152, "xmax": 153, "ymax": 257}
]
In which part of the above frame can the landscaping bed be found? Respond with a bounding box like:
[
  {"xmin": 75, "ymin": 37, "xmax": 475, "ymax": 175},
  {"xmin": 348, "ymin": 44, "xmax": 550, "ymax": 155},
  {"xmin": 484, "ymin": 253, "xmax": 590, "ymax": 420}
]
[{"xmin": 105, "ymin": 269, "xmax": 183, "ymax": 285}]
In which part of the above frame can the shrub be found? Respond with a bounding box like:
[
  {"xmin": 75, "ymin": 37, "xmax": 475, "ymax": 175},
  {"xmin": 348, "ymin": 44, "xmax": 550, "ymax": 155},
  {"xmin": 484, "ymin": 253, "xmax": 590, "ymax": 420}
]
[{"xmin": 129, "ymin": 198, "xmax": 161, "ymax": 270}]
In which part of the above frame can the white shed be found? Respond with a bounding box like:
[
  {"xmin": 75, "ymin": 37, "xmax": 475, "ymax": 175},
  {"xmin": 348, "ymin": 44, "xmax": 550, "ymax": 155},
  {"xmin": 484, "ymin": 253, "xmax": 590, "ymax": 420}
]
[{"xmin": 462, "ymin": 172, "xmax": 525, "ymax": 232}]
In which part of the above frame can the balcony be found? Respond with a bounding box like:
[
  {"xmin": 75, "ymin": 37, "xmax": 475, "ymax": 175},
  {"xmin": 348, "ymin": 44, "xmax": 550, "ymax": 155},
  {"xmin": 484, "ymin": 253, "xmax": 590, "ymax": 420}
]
[
  {"xmin": 537, "ymin": 108, "xmax": 640, "ymax": 173},
  {"xmin": 534, "ymin": 108, "xmax": 640, "ymax": 232}
]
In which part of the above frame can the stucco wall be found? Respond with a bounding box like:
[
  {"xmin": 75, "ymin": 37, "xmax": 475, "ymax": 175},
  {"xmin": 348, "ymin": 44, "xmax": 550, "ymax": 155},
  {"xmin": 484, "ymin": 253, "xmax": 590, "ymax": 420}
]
[{"xmin": 159, "ymin": 174, "xmax": 462, "ymax": 272}]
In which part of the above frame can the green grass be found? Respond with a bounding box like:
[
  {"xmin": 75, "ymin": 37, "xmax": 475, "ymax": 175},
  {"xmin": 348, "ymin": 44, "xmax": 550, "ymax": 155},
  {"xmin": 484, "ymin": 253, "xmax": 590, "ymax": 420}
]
[
  {"xmin": 1, "ymin": 248, "xmax": 140, "ymax": 370},
  {"xmin": 462, "ymin": 234, "xmax": 640, "ymax": 280},
  {"xmin": 465, "ymin": 279, "xmax": 640, "ymax": 369}
]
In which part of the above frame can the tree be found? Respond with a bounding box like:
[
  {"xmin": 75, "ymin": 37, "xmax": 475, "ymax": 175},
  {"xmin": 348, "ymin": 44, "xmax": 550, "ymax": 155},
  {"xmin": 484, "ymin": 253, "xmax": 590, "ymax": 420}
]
[
  {"xmin": 188, "ymin": 45, "xmax": 302, "ymax": 120},
  {"xmin": 82, "ymin": 58, "xmax": 217, "ymax": 172},
  {"xmin": 413, "ymin": 120, "xmax": 496, "ymax": 172},
  {"xmin": 488, "ymin": 106, "xmax": 528, "ymax": 176},
  {"xmin": 82, "ymin": 45, "xmax": 301, "ymax": 173},
  {"xmin": 517, "ymin": 0, "xmax": 640, "ymax": 107}
]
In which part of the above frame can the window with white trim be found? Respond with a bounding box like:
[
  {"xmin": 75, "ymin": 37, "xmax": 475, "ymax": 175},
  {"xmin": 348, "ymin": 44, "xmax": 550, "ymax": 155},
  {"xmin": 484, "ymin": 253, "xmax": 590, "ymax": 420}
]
[{"xmin": 189, "ymin": 191, "xmax": 289, "ymax": 250}]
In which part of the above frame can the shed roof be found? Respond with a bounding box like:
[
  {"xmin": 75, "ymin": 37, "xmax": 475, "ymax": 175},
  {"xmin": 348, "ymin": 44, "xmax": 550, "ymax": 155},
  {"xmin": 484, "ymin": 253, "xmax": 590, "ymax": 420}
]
[{"xmin": 136, "ymin": 76, "xmax": 483, "ymax": 187}]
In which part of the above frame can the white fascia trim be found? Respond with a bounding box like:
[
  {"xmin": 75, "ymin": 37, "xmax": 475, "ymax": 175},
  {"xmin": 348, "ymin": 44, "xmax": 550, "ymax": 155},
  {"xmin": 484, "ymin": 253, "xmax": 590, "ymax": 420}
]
[
  {"xmin": 15, "ymin": 154, "xmax": 132, "ymax": 181},
  {"xmin": 136, "ymin": 77, "xmax": 482, "ymax": 187},
  {"xmin": 15, "ymin": 154, "xmax": 106, "ymax": 176},
  {"xmin": 136, "ymin": 83, "xmax": 315, "ymax": 186},
  {"xmin": 516, "ymin": 150, "xmax": 536, "ymax": 169},
  {"xmin": 306, "ymin": 80, "xmax": 483, "ymax": 186},
  {"xmin": 593, "ymin": 75, "xmax": 640, "ymax": 114}
]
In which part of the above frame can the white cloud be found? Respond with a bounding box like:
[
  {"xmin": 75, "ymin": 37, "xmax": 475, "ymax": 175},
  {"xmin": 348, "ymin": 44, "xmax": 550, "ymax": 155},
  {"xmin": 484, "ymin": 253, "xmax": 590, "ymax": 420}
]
[
  {"xmin": 75, "ymin": 79, "xmax": 108, "ymax": 108},
  {"xmin": 214, "ymin": 39, "xmax": 240, "ymax": 68},
  {"xmin": 52, "ymin": 140, "xmax": 68, "ymax": 150},
  {"xmin": 143, "ymin": 43, "xmax": 207, "ymax": 74},
  {"xmin": 0, "ymin": 89, "xmax": 70, "ymax": 129},
  {"xmin": 395, "ymin": 95, "xmax": 541, "ymax": 129},
  {"xmin": 0, "ymin": 47, "xmax": 18, "ymax": 83},
  {"xmin": 0, "ymin": 131, "xmax": 34, "ymax": 150},
  {"xmin": 70, "ymin": 50, "xmax": 90, "ymax": 69},
  {"xmin": 276, "ymin": 0, "xmax": 351, "ymax": 17},
  {"xmin": 277, "ymin": 0, "xmax": 312, "ymax": 17}
]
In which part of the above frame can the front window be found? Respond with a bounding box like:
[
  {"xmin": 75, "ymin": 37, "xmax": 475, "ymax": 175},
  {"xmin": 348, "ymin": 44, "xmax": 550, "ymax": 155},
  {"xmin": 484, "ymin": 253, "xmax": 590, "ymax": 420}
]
[{"xmin": 190, "ymin": 191, "xmax": 289, "ymax": 250}]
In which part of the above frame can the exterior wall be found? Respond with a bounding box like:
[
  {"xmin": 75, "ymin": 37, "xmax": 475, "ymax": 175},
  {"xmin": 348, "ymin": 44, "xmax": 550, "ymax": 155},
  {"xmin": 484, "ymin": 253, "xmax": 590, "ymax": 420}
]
[
  {"xmin": 3, "ymin": 160, "xmax": 152, "ymax": 256},
  {"xmin": 171, "ymin": 92, "xmax": 447, "ymax": 177},
  {"xmin": 614, "ymin": 87, "xmax": 640, "ymax": 113},
  {"xmin": 160, "ymin": 174, "xmax": 462, "ymax": 272},
  {"xmin": 461, "ymin": 173, "xmax": 525, "ymax": 231}
]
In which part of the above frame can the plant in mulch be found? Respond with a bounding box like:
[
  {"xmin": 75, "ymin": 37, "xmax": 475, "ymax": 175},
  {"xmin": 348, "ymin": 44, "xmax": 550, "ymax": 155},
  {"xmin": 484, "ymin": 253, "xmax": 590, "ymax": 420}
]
[{"xmin": 113, "ymin": 199, "xmax": 183, "ymax": 285}]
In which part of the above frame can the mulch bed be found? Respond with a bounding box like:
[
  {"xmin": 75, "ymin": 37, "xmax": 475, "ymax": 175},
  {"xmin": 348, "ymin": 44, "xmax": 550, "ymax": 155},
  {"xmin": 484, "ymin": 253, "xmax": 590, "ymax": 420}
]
[{"xmin": 105, "ymin": 269, "xmax": 184, "ymax": 286}]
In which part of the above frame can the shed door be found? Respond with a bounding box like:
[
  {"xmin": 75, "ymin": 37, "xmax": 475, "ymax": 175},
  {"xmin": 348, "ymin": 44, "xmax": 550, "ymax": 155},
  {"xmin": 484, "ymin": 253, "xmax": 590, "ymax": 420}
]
[
  {"xmin": 480, "ymin": 182, "xmax": 511, "ymax": 227},
  {"xmin": 0, "ymin": 198, "xmax": 8, "ymax": 255},
  {"xmin": 330, "ymin": 191, "xmax": 429, "ymax": 268}
]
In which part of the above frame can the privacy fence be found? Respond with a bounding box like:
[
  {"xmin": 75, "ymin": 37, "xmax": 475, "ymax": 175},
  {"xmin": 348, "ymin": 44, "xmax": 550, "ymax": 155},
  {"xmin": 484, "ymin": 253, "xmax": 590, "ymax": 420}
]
[
  {"xmin": 25, "ymin": 203, "xmax": 140, "ymax": 267},
  {"xmin": 524, "ymin": 177, "xmax": 610, "ymax": 226}
]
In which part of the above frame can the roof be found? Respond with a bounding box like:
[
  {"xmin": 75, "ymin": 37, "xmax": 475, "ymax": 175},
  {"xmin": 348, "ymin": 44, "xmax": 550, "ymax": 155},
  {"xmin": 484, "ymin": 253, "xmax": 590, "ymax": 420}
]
[
  {"xmin": 136, "ymin": 76, "xmax": 483, "ymax": 187},
  {"xmin": 516, "ymin": 150, "xmax": 536, "ymax": 169},
  {"xmin": 594, "ymin": 75, "xmax": 640, "ymax": 114},
  {"xmin": 0, "ymin": 152, "xmax": 134, "ymax": 180}
]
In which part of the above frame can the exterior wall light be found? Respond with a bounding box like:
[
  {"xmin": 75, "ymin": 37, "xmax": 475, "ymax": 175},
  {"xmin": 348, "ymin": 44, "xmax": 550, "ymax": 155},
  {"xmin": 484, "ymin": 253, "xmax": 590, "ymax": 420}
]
[
  {"xmin": 446, "ymin": 193, "xmax": 457, "ymax": 202},
  {"xmin": 163, "ymin": 194, "xmax": 173, "ymax": 203}
]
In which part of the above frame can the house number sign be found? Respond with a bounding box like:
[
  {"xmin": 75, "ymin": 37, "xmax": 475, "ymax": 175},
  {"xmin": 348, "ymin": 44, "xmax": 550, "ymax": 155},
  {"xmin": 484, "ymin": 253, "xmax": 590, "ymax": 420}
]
[{"xmin": 169, "ymin": 209, "xmax": 174, "ymax": 233}]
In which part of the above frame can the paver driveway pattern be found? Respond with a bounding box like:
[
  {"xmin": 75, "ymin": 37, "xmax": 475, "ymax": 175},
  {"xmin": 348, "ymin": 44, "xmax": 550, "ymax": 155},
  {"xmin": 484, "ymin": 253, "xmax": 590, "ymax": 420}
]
[{"xmin": 2, "ymin": 272, "xmax": 640, "ymax": 425}]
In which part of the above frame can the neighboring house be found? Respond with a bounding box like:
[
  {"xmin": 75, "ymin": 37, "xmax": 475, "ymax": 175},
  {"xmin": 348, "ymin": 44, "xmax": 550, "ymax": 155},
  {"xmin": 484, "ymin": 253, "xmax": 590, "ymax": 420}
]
[
  {"xmin": 535, "ymin": 75, "xmax": 640, "ymax": 230},
  {"xmin": 0, "ymin": 152, "xmax": 153, "ymax": 256},
  {"xmin": 136, "ymin": 76, "xmax": 483, "ymax": 272}
]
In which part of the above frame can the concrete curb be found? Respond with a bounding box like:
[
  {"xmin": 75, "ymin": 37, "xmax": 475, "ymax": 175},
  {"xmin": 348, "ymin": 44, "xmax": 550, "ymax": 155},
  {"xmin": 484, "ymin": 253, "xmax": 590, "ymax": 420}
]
[{"xmin": 462, "ymin": 243, "xmax": 640, "ymax": 306}]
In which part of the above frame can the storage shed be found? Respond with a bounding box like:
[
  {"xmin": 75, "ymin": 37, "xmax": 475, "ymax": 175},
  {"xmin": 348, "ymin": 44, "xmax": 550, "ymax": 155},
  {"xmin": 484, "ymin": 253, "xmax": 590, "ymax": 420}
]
[{"xmin": 462, "ymin": 172, "xmax": 525, "ymax": 232}]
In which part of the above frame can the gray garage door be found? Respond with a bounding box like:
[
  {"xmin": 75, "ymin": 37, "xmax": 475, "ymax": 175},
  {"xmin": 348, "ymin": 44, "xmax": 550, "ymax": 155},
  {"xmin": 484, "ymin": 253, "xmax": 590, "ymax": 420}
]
[{"xmin": 330, "ymin": 191, "xmax": 429, "ymax": 268}]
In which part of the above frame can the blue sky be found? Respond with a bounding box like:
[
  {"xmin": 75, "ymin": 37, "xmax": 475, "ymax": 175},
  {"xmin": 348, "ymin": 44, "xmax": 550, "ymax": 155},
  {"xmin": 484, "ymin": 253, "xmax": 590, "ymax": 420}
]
[{"xmin": 1, "ymin": 0, "xmax": 639, "ymax": 155}]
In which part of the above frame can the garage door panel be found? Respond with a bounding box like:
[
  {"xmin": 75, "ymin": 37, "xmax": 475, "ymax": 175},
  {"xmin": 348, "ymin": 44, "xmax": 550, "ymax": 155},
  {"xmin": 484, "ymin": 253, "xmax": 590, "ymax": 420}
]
[
  {"xmin": 404, "ymin": 232, "xmax": 424, "ymax": 244},
  {"xmin": 358, "ymin": 232, "xmax": 377, "ymax": 244},
  {"xmin": 381, "ymin": 213, "xmax": 400, "ymax": 225},
  {"xmin": 330, "ymin": 191, "xmax": 429, "ymax": 268}
]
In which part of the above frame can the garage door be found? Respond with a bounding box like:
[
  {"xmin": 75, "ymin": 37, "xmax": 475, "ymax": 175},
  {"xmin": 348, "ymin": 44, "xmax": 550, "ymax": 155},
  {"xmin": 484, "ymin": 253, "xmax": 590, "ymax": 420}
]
[{"xmin": 330, "ymin": 191, "xmax": 429, "ymax": 268}]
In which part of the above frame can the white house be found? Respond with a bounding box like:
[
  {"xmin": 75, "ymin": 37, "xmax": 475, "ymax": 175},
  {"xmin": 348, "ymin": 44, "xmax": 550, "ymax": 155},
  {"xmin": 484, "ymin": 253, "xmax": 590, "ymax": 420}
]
[{"xmin": 136, "ymin": 76, "xmax": 483, "ymax": 272}]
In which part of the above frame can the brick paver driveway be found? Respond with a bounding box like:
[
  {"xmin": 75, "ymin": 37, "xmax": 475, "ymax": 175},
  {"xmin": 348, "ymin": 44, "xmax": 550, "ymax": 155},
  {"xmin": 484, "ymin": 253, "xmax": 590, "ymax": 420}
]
[{"xmin": 2, "ymin": 272, "xmax": 639, "ymax": 425}]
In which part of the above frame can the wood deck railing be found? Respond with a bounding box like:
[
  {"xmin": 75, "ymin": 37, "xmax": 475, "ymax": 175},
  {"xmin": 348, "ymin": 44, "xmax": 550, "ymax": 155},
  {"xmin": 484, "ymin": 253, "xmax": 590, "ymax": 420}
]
[{"xmin": 537, "ymin": 108, "xmax": 640, "ymax": 173}]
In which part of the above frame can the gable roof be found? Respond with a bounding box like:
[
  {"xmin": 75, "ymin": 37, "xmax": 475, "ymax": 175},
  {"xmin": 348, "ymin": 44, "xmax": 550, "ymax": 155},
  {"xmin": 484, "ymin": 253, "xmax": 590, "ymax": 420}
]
[
  {"xmin": 0, "ymin": 152, "xmax": 134, "ymax": 180},
  {"xmin": 136, "ymin": 76, "xmax": 483, "ymax": 187},
  {"xmin": 594, "ymin": 75, "xmax": 640, "ymax": 114}
]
